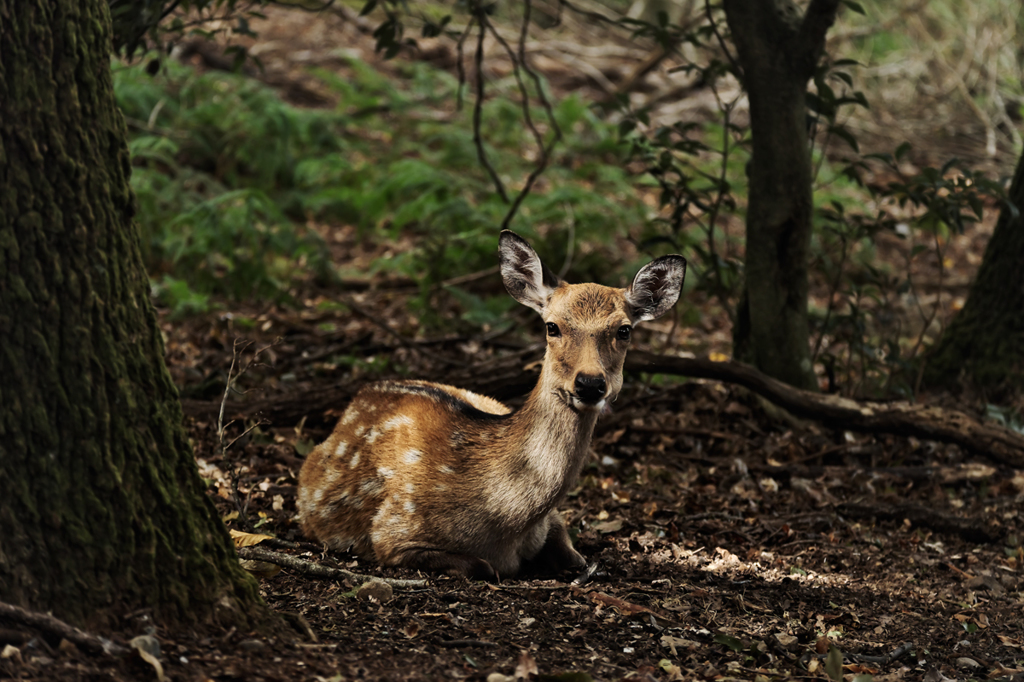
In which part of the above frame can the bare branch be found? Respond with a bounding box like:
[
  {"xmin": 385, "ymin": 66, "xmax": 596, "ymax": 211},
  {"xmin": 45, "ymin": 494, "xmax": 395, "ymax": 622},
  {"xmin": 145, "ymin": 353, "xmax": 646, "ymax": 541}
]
[
  {"xmin": 472, "ymin": 12, "xmax": 509, "ymax": 203},
  {"xmin": 454, "ymin": 16, "xmax": 475, "ymax": 111},
  {"xmin": 480, "ymin": 0, "xmax": 564, "ymax": 231},
  {"xmin": 704, "ymin": 0, "xmax": 741, "ymax": 80}
]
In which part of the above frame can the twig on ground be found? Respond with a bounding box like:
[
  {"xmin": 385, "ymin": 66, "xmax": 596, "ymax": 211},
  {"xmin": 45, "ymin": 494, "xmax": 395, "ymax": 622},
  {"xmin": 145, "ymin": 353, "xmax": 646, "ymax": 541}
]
[
  {"xmin": 0, "ymin": 601, "xmax": 129, "ymax": 656},
  {"xmin": 434, "ymin": 639, "xmax": 499, "ymax": 648},
  {"xmin": 238, "ymin": 546, "xmax": 428, "ymax": 588},
  {"xmin": 849, "ymin": 641, "xmax": 916, "ymax": 666}
]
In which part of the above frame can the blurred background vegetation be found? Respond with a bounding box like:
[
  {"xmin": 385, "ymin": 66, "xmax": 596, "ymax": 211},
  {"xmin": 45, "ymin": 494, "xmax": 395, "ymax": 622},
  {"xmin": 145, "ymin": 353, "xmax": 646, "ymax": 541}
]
[{"xmin": 109, "ymin": 0, "xmax": 1024, "ymax": 407}]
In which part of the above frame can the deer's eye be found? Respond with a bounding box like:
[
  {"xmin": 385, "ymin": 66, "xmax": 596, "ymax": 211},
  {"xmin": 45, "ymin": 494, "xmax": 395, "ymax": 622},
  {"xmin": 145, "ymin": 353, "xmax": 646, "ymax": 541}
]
[
  {"xmin": 546, "ymin": 322, "xmax": 561, "ymax": 337},
  {"xmin": 617, "ymin": 325, "xmax": 632, "ymax": 341}
]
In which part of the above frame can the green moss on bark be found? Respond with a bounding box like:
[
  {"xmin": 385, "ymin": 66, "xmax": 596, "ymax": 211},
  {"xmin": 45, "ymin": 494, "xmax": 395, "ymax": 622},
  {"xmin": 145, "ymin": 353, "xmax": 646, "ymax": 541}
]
[{"xmin": 0, "ymin": 0, "xmax": 267, "ymax": 629}]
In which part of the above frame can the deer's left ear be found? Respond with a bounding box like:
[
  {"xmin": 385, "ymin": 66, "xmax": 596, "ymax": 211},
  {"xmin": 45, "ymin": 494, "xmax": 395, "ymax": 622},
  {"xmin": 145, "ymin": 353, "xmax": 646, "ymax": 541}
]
[{"xmin": 626, "ymin": 255, "xmax": 686, "ymax": 322}]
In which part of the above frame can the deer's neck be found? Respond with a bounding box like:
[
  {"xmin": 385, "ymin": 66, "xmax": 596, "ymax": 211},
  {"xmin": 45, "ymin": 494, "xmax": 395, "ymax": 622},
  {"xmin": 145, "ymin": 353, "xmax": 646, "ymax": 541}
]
[
  {"xmin": 485, "ymin": 380, "xmax": 599, "ymax": 524},
  {"xmin": 514, "ymin": 389, "xmax": 598, "ymax": 481}
]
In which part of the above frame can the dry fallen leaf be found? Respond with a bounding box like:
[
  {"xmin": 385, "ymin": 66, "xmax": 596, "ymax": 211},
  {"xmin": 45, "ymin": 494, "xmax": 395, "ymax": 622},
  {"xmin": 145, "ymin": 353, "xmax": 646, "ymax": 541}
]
[
  {"xmin": 130, "ymin": 635, "xmax": 167, "ymax": 682},
  {"xmin": 229, "ymin": 529, "xmax": 274, "ymax": 548},
  {"xmin": 515, "ymin": 650, "xmax": 538, "ymax": 680},
  {"xmin": 592, "ymin": 519, "xmax": 623, "ymax": 534},
  {"xmin": 356, "ymin": 579, "xmax": 393, "ymax": 603}
]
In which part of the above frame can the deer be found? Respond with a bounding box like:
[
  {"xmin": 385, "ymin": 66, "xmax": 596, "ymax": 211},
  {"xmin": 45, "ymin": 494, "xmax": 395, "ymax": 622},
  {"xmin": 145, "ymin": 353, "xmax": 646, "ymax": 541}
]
[{"xmin": 296, "ymin": 230, "xmax": 686, "ymax": 579}]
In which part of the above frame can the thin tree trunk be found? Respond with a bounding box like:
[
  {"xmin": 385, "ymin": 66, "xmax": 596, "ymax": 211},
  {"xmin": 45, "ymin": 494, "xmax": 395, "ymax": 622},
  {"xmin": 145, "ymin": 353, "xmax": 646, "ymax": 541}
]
[
  {"xmin": 723, "ymin": 0, "xmax": 840, "ymax": 391},
  {"xmin": 923, "ymin": 151, "xmax": 1024, "ymax": 395},
  {"xmin": 0, "ymin": 0, "xmax": 266, "ymax": 628}
]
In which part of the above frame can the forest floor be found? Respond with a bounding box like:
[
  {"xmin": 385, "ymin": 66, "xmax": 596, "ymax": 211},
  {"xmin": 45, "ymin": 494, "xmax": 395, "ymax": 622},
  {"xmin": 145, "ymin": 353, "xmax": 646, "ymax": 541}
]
[{"xmin": 4, "ymin": 4, "xmax": 1024, "ymax": 682}]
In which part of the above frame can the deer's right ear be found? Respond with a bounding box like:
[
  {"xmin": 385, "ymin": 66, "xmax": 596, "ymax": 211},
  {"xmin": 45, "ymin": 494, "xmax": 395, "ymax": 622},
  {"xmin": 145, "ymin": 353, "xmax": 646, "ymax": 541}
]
[{"xmin": 499, "ymin": 230, "xmax": 563, "ymax": 314}]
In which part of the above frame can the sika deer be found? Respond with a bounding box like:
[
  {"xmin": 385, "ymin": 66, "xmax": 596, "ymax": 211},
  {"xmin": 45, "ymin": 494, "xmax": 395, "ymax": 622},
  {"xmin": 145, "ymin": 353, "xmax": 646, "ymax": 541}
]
[{"xmin": 297, "ymin": 230, "xmax": 686, "ymax": 579}]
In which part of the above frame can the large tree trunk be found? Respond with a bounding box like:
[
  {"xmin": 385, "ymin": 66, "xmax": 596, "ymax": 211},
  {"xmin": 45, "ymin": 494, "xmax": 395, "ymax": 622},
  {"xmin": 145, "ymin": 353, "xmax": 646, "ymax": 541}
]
[
  {"xmin": 922, "ymin": 152, "xmax": 1024, "ymax": 395},
  {"xmin": 0, "ymin": 0, "xmax": 265, "ymax": 628},
  {"xmin": 722, "ymin": 0, "xmax": 840, "ymax": 391}
]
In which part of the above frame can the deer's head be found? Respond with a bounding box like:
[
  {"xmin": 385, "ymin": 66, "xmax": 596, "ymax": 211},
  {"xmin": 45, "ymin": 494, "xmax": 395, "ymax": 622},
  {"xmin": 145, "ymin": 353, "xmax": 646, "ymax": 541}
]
[{"xmin": 499, "ymin": 230, "xmax": 686, "ymax": 413}]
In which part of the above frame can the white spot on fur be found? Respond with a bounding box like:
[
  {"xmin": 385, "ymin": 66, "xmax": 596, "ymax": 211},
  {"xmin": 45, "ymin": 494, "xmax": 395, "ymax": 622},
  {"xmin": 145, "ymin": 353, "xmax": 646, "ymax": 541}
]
[
  {"xmin": 341, "ymin": 409, "xmax": 360, "ymax": 426},
  {"xmin": 405, "ymin": 483, "xmax": 415, "ymax": 494},
  {"xmin": 364, "ymin": 428, "xmax": 380, "ymax": 444},
  {"xmin": 439, "ymin": 464, "xmax": 455, "ymax": 474},
  {"xmin": 403, "ymin": 448, "xmax": 422, "ymax": 465},
  {"xmin": 334, "ymin": 441, "xmax": 348, "ymax": 458},
  {"xmin": 382, "ymin": 414, "xmax": 414, "ymax": 431},
  {"xmin": 349, "ymin": 451, "xmax": 361, "ymax": 469},
  {"xmin": 354, "ymin": 425, "xmax": 366, "ymax": 437},
  {"xmin": 404, "ymin": 499, "xmax": 416, "ymax": 514},
  {"xmin": 312, "ymin": 488, "xmax": 325, "ymax": 505},
  {"xmin": 378, "ymin": 466, "xmax": 395, "ymax": 479}
]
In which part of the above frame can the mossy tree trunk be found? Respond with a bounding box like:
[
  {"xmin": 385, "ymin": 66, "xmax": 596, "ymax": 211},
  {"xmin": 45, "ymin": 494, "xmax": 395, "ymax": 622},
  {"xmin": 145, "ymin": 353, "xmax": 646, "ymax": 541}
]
[
  {"xmin": 722, "ymin": 0, "xmax": 840, "ymax": 391},
  {"xmin": 923, "ymin": 153, "xmax": 1024, "ymax": 396},
  {"xmin": 0, "ymin": 0, "xmax": 266, "ymax": 629}
]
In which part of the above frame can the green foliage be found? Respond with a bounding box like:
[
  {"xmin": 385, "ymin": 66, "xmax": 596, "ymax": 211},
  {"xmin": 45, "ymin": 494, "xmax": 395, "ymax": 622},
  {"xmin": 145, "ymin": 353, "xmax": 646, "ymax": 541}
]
[
  {"xmin": 109, "ymin": 0, "xmax": 271, "ymax": 57},
  {"xmin": 114, "ymin": 53, "xmax": 644, "ymax": 320},
  {"xmin": 114, "ymin": 59, "xmax": 334, "ymax": 311},
  {"xmin": 616, "ymin": 5, "xmax": 751, "ymax": 323},
  {"xmin": 808, "ymin": 144, "xmax": 1007, "ymax": 396}
]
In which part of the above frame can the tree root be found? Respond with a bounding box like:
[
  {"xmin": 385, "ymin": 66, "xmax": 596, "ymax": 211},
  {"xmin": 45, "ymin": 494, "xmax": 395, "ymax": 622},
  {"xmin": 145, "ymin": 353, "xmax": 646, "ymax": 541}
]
[
  {"xmin": 623, "ymin": 352, "xmax": 1024, "ymax": 470},
  {"xmin": 837, "ymin": 502, "xmax": 999, "ymax": 543},
  {"xmin": 0, "ymin": 600, "xmax": 128, "ymax": 656}
]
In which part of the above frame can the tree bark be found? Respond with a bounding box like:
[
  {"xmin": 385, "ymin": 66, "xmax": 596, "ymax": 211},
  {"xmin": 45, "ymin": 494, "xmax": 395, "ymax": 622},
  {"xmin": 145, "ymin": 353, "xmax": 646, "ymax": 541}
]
[
  {"xmin": 0, "ymin": 0, "xmax": 266, "ymax": 629},
  {"xmin": 922, "ymin": 150, "xmax": 1024, "ymax": 396},
  {"xmin": 722, "ymin": 0, "xmax": 840, "ymax": 391}
]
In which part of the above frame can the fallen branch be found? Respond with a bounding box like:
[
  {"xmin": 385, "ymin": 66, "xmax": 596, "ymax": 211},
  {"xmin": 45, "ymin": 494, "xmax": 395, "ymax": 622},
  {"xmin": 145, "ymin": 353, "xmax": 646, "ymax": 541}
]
[
  {"xmin": 837, "ymin": 502, "xmax": 999, "ymax": 543},
  {"xmin": 237, "ymin": 546, "xmax": 428, "ymax": 588},
  {"xmin": 624, "ymin": 351, "xmax": 1024, "ymax": 470},
  {"xmin": 0, "ymin": 601, "xmax": 128, "ymax": 656}
]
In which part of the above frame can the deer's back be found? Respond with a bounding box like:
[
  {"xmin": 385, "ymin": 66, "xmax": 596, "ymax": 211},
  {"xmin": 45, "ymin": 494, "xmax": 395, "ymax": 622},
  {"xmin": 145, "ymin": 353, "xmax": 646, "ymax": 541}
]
[{"xmin": 296, "ymin": 380, "xmax": 514, "ymax": 558}]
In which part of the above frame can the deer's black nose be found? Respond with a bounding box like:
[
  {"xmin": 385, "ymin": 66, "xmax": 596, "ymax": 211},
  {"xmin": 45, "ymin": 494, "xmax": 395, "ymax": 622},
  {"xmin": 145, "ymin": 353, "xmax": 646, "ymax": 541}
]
[{"xmin": 574, "ymin": 374, "xmax": 607, "ymax": 404}]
